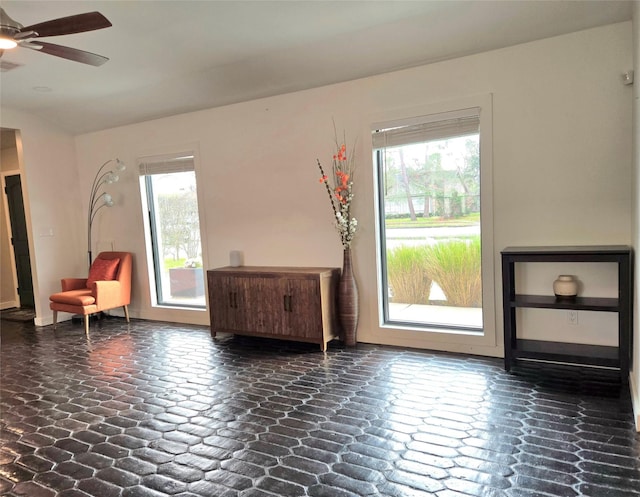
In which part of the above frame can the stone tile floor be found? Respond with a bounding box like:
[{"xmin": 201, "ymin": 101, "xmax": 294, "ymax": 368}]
[{"xmin": 1, "ymin": 317, "xmax": 639, "ymax": 497}]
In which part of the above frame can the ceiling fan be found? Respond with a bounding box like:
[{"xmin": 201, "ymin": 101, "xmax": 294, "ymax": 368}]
[{"xmin": 0, "ymin": 8, "xmax": 112, "ymax": 66}]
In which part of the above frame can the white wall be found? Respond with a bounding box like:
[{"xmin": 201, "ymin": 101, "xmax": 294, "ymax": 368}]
[
  {"xmin": 630, "ymin": 0, "xmax": 640, "ymax": 430},
  {"xmin": 72, "ymin": 22, "xmax": 633, "ymax": 358},
  {"xmin": 0, "ymin": 109, "xmax": 84, "ymax": 324}
]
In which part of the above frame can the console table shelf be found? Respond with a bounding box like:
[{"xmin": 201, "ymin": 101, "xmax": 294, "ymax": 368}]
[
  {"xmin": 514, "ymin": 339, "xmax": 619, "ymax": 368},
  {"xmin": 512, "ymin": 295, "xmax": 620, "ymax": 312},
  {"xmin": 501, "ymin": 245, "xmax": 633, "ymax": 384}
]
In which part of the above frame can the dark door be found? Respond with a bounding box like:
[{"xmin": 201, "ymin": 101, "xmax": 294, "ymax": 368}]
[{"xmin": 4, "ymin": 174, "xmax": 34, "ymax": 307}]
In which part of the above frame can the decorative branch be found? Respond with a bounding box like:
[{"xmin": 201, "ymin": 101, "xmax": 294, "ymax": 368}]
[{"xmin": 316, "ymin": 129, "xmax": 358, "ymax": 249}]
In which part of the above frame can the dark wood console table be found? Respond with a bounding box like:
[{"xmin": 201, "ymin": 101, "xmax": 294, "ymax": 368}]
[
  {"xmin": 207, "ymin": 266, "xmax": 340, "ymax": 351},
  {"xmin": 501, "ymin": 246, "xmax": 633, "ymax": 383}
]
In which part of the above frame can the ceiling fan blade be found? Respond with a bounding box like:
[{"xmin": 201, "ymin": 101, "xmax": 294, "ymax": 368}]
[
  {"xmin": 25, "ymin": 41, "xmax": 109, "ymax": 66},
  {"xmin": 19, "ymin": 12, "xmax": 111, "ymax": 38}
]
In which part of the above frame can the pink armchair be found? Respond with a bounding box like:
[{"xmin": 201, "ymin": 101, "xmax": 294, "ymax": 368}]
[{"xmin": 49, "ymin": 251, "xmax": 132, "ymax": 334}]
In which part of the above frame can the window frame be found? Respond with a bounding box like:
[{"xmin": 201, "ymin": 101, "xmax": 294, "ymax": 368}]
[
  {"xmin": 370, "ymin": 94, "xmax": 496, "ymax": 348},
  {"xmin": 137, "ymin": 150, "xmax": 207, "ymax": 311}
]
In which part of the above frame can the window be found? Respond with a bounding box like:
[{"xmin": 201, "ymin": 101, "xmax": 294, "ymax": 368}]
[
  {"xmin": 139, "ymin": 153, "xmax": 205, "ymax": 308},
  {"xmin": 373, "ymin": 106, "xmax": 491, "ymax": 333}
]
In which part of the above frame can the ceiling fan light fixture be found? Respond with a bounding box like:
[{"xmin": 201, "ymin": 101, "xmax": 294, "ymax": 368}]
[{"xmin": 0, "ymin": 36, "xmax": 17, "ymax": 49}]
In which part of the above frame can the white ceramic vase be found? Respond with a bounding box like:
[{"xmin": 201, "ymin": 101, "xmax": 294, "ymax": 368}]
[{"xmin": 553, "ymin": 275, "xmax": 578, "ymax": 297}]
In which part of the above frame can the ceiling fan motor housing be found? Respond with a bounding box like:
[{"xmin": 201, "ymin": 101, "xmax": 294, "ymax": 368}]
[{"xmin": 0, "ymin": 8, "xmax": 23, "ymax": 38}]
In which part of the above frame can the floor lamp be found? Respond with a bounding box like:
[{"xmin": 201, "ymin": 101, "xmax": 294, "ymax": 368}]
[{"xmin": 88, "ymin": 158, "xmax": 126, "ymax": 268}]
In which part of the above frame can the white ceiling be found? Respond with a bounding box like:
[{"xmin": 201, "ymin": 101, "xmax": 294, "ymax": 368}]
[{"xmin": 0, "ymin": 0, "xmax": 633, "ymax": 135}]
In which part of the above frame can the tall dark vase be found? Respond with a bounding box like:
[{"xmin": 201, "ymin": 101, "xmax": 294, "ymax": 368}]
[{"xmin": 338, "ymin": 248, "xmax": 359, "ymax": 346}]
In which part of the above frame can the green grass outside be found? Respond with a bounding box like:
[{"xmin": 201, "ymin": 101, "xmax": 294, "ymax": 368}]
[
  {"xmin": 390, "ymin": 234, "xmax": 478, "ymax": 242},
  {"xmin": 385, "ymin": 212, "xmax": 479, "ymax": 228},
  {"xmin": 164, "ymin": 258, "xmax": 188, "ymax": 270}
]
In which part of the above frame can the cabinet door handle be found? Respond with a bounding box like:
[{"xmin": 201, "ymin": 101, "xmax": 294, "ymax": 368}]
[
  {"xmin": 229, "ymin": 292, "xmax": 234, "ymax": 308},
  {"xmin": 283, "ymin": 295, "xmax": 293, "ymax": 312},
  {"xmin": 233, "ymin": 292, "xmax": 238, "ymax": 308}
]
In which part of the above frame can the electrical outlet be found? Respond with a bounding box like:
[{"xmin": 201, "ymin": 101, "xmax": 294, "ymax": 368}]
[{"xmin": 567, "ymin": 310, "xmax": 578, "ymax": 325}]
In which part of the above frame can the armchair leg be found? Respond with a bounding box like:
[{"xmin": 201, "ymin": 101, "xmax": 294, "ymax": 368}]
[
  {"xmin": 123, "ymin": 305, "xmax": 130, "ymax": 323},
  {"xmin": 84, "ymin": 315, "xmax": 90, "ymax": 335},
  {"xmin": 52, "ymin": 310, "xmax": 57, "ymax": 329}
]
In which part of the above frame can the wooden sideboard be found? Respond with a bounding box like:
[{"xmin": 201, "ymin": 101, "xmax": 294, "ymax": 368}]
[{"xmin": 207, "ymin": 266, "xmax": 340, "ymax": 351}]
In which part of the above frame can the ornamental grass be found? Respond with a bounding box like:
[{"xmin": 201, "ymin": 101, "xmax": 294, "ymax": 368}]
[
  {"xmin": 423, "ymin": 237, "xmax": 482, "ymax": 307},
  {"xmin": 386, "ymin": 245, "xmax": 433, "ymax": 305}
]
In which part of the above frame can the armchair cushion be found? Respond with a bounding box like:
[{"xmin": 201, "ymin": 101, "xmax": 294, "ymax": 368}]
[
  {"xmin": 50, "ymin": 289, "xmax": 96, "ymax": 306},
  {"xmin": 87, "ymin": 258, "xmax": 120, "ymax": 289}
]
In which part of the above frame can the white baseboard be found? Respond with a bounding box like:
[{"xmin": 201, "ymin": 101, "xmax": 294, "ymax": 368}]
[
  {"xmin": 35, "ymin": 315, "xmax": 60, "ymax": 327},
  {"xmin": 1, "ymin": 300, "xmax": 18, "ymax": 310},
  {"xmin": 630, "ymin": 371, "xmax": 640, "ymax": 432},
  {"xmin": 34, "ymin": 316, "xmax": 49, "ymax": 326},
  {"xmin": 35, "ymin": 312, "xmax": 73, "ymax": 327}
]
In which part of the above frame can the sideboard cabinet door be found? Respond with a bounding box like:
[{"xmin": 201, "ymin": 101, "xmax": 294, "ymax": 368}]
[
  {"xmin": 208, "ymin": 274, "xmax": 247, "ymax": 332},
  {"xmin": 243, "ymin": 276, "xmax": 278, "ymax": 334},
  {"xmin": 278, "ymin": 277, "xmax": 322, "ymax": 339}
]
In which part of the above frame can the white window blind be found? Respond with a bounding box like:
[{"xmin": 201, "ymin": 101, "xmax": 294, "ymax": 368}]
[
  {"xmin": 138, "ymin": 153, "xmax": 195, "ymax": 176},
  {"xmin": 372, "ymin": 108, "xmax": 480, "ymax": 149}
]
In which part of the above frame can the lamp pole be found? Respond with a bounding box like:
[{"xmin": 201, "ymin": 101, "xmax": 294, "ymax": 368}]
[{"xmin": 88, "ymin": 158, "xmax": 126, "ymax": 268}]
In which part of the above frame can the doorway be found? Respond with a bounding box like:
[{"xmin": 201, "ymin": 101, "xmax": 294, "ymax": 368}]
[
  {"xmin": 4, "ymin": 175, "xmax": 34, "ymax": 307},
  {"xmin": 1, "ymin": 128, "xmax": 34, "ymax": 310}
]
